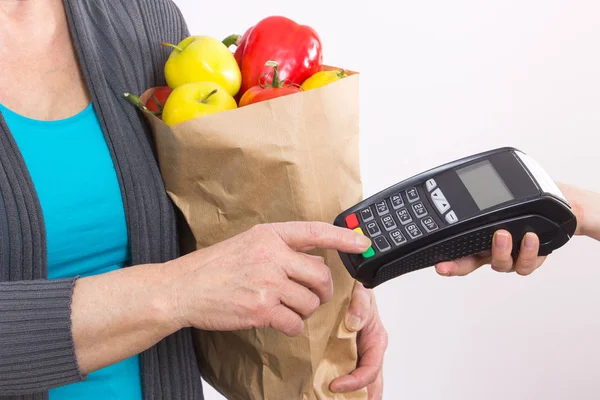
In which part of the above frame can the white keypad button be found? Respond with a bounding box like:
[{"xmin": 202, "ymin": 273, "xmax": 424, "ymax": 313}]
[
  {"xmin": 431, "ymin": 189, "xmax": 451, "ymax": 214},
  {"xmin": 426, "ymin": 179, "xmax": 437, "ymax": 192},
  {"xmin": 445, "ymin": 210, "xmax": 458, "ymax": 224}
]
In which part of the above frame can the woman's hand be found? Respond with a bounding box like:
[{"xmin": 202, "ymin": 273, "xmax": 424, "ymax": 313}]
[
  {"xmin": 434, "ymin": 182, "xmax": 598, "ymax": 277},
  {"xmin": 330, "ymin": 283, "xmax": 387, "ymax": 399},
  {"xmin": 166, "ymin": 221, "xmax": 372, "ymax": 336},
  {"xmin": 435, "ymin": 229, "xmax": 546, "ymax": 276},
  {"xmin": 70, "ymin": 221, "xmax": 370, "ymax": 376}
]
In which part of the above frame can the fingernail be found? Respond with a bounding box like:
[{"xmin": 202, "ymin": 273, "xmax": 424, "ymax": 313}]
[
  {"xmin": 356, "ymin": 234, "xmax": 371, "ymax": 250},
  {"xmin": 436, "ymin": 265, "xmax": 451, "ymax": 276},
  {"xmin": 495, "ymin": 232, "xmax": 509, "ymax": 250},
  {"xmin": 524, "ymin": 233, "xmax": 536, "ymax": 250},
  {"xmin": 335, "ymin": 384, "xmax": 347, "ymax": 392},
  {"xmin": 346, "ymin": 314, "xmax": 362, "ymax": 331}
]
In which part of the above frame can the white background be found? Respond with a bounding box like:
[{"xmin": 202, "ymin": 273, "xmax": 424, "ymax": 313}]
[{"xmin": 172, "ymin": 1, "xmax": 600, "ymax": 399}]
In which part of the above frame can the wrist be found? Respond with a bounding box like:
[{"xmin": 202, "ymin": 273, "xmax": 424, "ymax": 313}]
[
  {"xmin": 558, "ymin": 183, "xmax": 599, "ymax": 239},
  {"xmin": 571, "ymin": 197, "xmax": 587, "ymax": 237},
  {"xmin": 147, "ymin": 261, "xmax": 192, "ymax": 333},
  {"xmin": 579, "ymin": 189, "xmax": 600, "ymax": 240}
]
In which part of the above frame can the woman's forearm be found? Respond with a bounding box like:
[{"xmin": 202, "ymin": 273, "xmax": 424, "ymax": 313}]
[
  {"xmin": 0, "ymin": 262, "xmax": 180, "ymax": 395},
  {"xmin": 71, "ymin": 262, "xmax": 181, "ymax": 374},
  {"xmin": 558, "ymin": 183, "xmax": 600, "ymax": 241},
  {"xmin": 577, "ymin": 188, "xmax": 600, "ymax": 241}
]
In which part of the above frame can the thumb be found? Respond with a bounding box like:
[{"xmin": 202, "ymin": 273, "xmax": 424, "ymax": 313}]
[{"xmin": 345, "ymin": 282, "xmax": 372, "ymax": 332}]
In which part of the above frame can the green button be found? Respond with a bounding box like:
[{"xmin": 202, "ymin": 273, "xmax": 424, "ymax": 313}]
[{"xmin": 362, "ymin": 247, "xmax": 376, "ymax": 258}]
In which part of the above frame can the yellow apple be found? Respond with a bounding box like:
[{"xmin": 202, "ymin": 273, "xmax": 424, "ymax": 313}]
[
  {"xmin": 161, "ymin": 81, "xmax": 237, "ymax": 126},
  {"xmin": 163, "ymin": 36, "xmax": 242, "ymax": 96}
]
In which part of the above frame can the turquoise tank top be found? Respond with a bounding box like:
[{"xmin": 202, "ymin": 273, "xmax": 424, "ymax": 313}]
[{"xmin": 0, "ymin": 103, "xmax": 143, "ymax": 400}]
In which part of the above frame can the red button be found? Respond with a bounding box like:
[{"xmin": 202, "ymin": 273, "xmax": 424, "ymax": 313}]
[{"xmin": 345, "ymin": 213, "xmax": 359, "ymax": 229}]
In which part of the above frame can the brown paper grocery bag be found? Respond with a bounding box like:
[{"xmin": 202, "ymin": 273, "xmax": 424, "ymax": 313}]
[{"xmin": 139, "ymin": 68, "xmax": 367, "ymax": 400}]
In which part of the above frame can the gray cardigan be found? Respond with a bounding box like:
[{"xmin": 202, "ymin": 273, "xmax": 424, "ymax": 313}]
[{"xmin": 0, "ymin": 1, "xmax": 204, "ymax": 399}]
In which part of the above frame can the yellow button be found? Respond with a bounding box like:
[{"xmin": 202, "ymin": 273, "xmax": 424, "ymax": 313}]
[{"xmin": 354, "ymin": 227, "xmax": 364, "ymax": 235}]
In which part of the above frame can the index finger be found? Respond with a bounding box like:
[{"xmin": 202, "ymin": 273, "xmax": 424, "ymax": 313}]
[{"xmin": 273, "ymin": 221, "xmax": 372, "ymax": 254}]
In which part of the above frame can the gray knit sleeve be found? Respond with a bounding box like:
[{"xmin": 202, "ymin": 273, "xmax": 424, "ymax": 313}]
[
  {"xmin": 170, "ymin": 0, "xmax": 190, "ymax": 38},
  {"xmin": 0, "ymin": 278, "xmax": 84, "ymax": 395},
  {"xmin": 143, "ymin": 0, "xmax": 191, "ymax": 86}
]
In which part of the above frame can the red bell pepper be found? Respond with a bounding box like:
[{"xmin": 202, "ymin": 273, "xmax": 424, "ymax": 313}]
[
  {"xmin": 223, "ymin": 16, "xmax": 323, "ymax": 98},
  {"xmin": 144, "ymin": 86, "xmax": 172, "ymax": 119},
  {"xmin": 238, "ymin": 61, "xmax": 301, "ymax": 107}
]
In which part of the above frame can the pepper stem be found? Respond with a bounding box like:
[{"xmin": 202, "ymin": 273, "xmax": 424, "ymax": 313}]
[
  {"xmin": 124, "ymin": 93, "xmax": 160, "ymax": 116},
  {"xmin": 222, "ymin": 34, "xmax": 241, "ymax": 48},
  {"xmin": 200, "ymin": 89, "xmax": 218, "ymax": 104},
  {"xmin": 337, "ymin": 69, "xmax": 347, "ymax": 78},
  {"xmin": 161, "ymin": 42, "xmax": 183, "ymax": 52},
  {"xmin": 265, "ymin": 61, "xmax": 283, "ymax": 88},
  {"xmin": 151, "ymin": 95, "xmax": 164, "ymax": 112}
]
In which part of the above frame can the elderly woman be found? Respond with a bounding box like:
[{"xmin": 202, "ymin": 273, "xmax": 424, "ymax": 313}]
[
  {"xmin": 0, "ymin": 1, "xmax": 579, "ymax": 399},
  {"xmin": 0, "ymin": 2, "xmax": 384, "ymax": 398}
]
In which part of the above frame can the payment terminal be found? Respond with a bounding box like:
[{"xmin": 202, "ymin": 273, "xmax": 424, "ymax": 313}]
[{"xmin": 334, "ymin": 147, "xmax": 576, "ymax": 289}]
